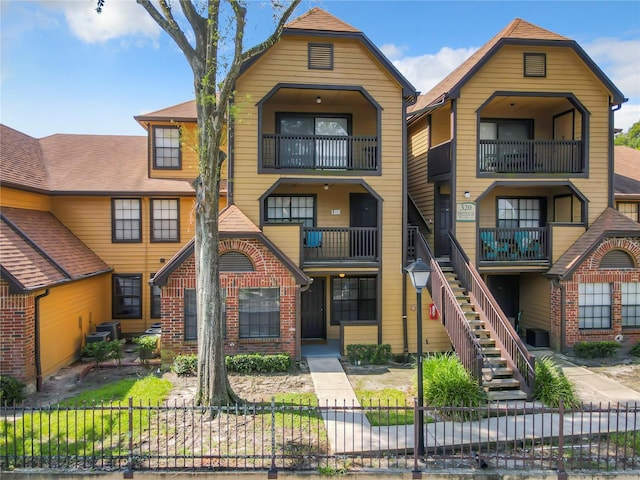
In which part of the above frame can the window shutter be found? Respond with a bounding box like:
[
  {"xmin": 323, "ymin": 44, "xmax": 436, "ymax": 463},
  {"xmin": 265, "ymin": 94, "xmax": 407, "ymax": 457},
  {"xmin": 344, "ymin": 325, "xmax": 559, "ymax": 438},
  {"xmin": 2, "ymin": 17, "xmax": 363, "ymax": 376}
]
[
  {"xmin": 220, "ymin": 252, "xmax": 254, "ymax": 272},
  {"xmin": 524, "ymin": 53, "xmax": 546, "ymax": 77},
  {"xmin": 308, "ymin": 43, "xmax": 333, "ymax": 70},
  {"xmin": 599, "ymin": 250, "xmax": 635, "ymax": 269}
]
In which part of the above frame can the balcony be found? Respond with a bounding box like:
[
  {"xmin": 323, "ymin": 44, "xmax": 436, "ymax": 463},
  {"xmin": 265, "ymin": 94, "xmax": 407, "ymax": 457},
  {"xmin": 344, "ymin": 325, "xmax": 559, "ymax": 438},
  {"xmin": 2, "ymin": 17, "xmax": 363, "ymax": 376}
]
[
  {"xmin": 303, "ymin": 227, "xmax": 378, "ymax": 264},
  {"xmin": 479, "ymin": 140, "xmax": 584, "ymax": 174},
  {"xmin": 262, "ymin": 135, "xmax": 378, "ymax": 171},
  {"xmin": 427, "ymin": 140, "xmax": 451, "ymax": 179},
  {"xmin": 478, "ymin": 227, "xmax": 549, "ymax": 263}
]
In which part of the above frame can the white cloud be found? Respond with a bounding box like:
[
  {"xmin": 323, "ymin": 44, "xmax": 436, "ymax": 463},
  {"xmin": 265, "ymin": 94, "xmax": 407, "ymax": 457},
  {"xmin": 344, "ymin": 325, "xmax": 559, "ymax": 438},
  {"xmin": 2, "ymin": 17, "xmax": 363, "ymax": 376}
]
[
  {"xmin": 583, "ymin": 38, "xmax": 640, "ymax": 99},
  {"xmin": 614, "ymin": 103, "xmax": 639, "ymax": 133},
  {"xmin": 389, "ymin": 45, "xmax": 477, "ymax": 95},
  {"xmin": 380, "ymin": 43, "xmax": 408, "ymax": 61},
  {"xmin": 51, "ymin": 0, "xmax": 161, "ymax": 44}
]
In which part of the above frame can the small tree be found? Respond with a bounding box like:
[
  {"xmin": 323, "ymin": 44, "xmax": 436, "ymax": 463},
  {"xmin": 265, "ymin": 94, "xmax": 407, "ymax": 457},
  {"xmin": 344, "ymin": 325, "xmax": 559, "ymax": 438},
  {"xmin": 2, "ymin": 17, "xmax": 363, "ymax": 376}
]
[{"xmin": 97, "ymin": 0, "xmax": 301, "ymax": 407}]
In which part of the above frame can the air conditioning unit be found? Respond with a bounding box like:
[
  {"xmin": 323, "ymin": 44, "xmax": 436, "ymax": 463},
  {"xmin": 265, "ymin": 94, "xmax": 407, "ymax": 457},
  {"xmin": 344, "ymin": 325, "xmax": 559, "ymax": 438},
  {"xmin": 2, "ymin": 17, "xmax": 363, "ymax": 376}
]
[
  {"xmin": 86, "ymin": 331, "xmax": 112, "ymax": 343},
  {"xmin": 96, "ymin": 321, "xmax": 122, "ymax": 340}
]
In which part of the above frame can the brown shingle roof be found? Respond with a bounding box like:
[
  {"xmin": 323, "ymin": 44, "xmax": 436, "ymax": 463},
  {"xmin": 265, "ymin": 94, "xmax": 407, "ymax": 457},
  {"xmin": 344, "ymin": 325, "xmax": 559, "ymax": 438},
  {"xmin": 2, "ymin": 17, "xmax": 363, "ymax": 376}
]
[
  {"xmin": 0, "ymin": 125, "xmax": 48, "ymax": 192},
  {"xmin": 615, "ymin": 146, "xmax": 640, "ymax": 198},
  {"xmin": 134, "ymin": 100, "xmax": 197, "ymax": 123},
  {"xmin": 547, "ymin": 207, "xmax": 640, "ymax": 279},
  {"xmin": 219, "ymin": 205, "xmax": 261, "ymax": 233},
  {"xmin": 0, "ymin": 207, "xmax": 111, "ymax": 292},
  {"xmin": 408, "ymin": 18, "xmax": 623, "ymax": 115},
  {"xmin": 285, "ymin": 7, "xmax": 360, "ymax": 33}
]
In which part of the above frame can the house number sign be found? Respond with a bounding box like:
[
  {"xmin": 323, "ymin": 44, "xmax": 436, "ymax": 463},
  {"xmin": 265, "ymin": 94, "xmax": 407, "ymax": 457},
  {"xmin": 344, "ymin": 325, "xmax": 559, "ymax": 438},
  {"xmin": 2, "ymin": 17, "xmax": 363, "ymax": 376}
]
[{"xmin": 456, "ymin": 202, "xmax": 476, "ymax": 222}]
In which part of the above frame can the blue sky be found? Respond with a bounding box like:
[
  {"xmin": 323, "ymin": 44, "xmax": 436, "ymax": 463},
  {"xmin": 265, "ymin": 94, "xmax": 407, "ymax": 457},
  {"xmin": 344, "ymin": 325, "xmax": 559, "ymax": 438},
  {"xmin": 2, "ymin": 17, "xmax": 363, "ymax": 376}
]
[{"xmin": 2, "ymin": 0, "xmax": 639, "ymax": 138}]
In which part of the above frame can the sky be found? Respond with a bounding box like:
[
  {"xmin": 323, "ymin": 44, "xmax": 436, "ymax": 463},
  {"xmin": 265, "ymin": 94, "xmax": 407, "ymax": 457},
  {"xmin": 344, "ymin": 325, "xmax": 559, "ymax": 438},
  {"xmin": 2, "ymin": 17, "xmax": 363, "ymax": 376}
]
[{"xmin": 1, "ymin": 0, "xmax": 639, "ymax": 139}]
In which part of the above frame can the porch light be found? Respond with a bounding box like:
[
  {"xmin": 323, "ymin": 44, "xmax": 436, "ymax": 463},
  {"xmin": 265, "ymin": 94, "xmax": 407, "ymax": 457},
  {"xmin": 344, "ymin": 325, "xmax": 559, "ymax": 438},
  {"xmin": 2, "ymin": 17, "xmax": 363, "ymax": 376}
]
[
  {"xmin": 464, "ymin": 191, "xmax": 471, "ymax": 198},
  {"xmin": 316, "ymin": 96, "xmax": 322, "ymax": 104},
  {"xmin": 405, "ymin": 257, "xmax": 431, "ymax": 292}
]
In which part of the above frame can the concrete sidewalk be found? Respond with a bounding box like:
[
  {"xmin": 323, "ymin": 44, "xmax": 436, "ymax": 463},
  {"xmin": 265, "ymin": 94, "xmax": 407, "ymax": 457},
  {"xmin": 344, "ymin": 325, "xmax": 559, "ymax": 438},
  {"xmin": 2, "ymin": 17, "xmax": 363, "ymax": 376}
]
[{"xmin": 306, "ymin": 355, "xmax": 640, "ymax": 455}]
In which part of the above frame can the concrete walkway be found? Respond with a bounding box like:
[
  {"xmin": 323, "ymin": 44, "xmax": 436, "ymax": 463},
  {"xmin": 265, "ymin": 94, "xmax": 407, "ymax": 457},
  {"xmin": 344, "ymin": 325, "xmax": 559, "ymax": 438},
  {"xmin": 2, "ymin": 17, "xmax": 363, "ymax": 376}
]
[{"xmin": 306, "ymin": 355, "xmax": 640, "ymax": 455}]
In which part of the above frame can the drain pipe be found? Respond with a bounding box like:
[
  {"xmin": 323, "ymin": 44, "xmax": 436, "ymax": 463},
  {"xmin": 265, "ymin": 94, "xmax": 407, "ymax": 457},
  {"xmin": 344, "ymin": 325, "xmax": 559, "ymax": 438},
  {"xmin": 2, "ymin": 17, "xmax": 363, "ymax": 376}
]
[
  {"xmin": 552, "ymin": 279, "xmax": 566, "ymax": 354},
  {"xmin": 34, "ymin": 289, "xmax": 50, "ymax": 391}
]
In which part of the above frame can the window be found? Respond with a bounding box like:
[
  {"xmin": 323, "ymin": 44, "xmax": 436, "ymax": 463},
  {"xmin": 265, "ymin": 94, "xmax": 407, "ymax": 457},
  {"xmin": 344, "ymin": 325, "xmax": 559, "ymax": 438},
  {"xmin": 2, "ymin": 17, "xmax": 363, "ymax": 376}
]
[
  {"xmin": 153, "ymin": 126, "xmax": 181, "ymax": 169},
  {"xmin": 112, "ymin": 199, "xmax": 141, "ymax": 242},
  {"xmin": 308, "ymin": 43, "xmax": 333, "ymax": 70},
  {"xmin": 220, "ymin": 252, "xmax": 254, "ymax": 272},
  {"xmin": 524, "ymin": 53, "xmax": 546, "ymax": 77},
  {"xmin": 184, "ymin": 289, "xmax": 226, "ymax": 340},
  {"xmin": 622, "ymin": 282, "xmax": 640, "ymax": 328},
  {"xmin": 331, "ymin": 277, "xmax": 376, "ymax": 325},
  {"xmin": 498, "ymin": 198, "xmax": 544, "ymax": 228},
  {"xmin": 239, "ymin": 288, "xmax": 280, "ymax": 338},
  {"xmin": 277, "ymin": 114, "xmax": 350, "ymax": 168},
  {"xmin": 151, "ymin": 279, "xmax": 161, "ymax": 319},
  {"xmin": 113, "ymin": 275, "xmax": 142, "ymax": 319},
  {"xmin": 617, "ymin": 202, "xmax": 639, "ymax": 222},
  {"xmin": 266, "ymin": 195, "xmax": 315, "ymax": 227},
  {"xmin": 151, "ymin": 199, "xmax": 179, "ymax": 242},
  {"xmin": 579, "ymin": 283, "xmax": 611, "ymax": 329}
]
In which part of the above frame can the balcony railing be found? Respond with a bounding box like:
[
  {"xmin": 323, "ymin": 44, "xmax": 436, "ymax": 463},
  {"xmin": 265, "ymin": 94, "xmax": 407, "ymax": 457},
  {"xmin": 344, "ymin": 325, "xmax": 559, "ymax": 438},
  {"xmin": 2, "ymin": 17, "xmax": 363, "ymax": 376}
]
[
  {"xmin": 262, "ymin": 134, "xmax": 378, "ymax": 170},
  {"xmin": 479, "ymin": 139, "xmax": 583, "ymax": 174},
  {"xmin": 303, "ymin": 227, "xmax": 378, "ymax": 263},
  {"xmin": 427, "ymin": 140, "xmax": 452, "ymax": 179},
  {"xmin": 478, "ymin": 227, "xmax": 549, "ymax": 263}
]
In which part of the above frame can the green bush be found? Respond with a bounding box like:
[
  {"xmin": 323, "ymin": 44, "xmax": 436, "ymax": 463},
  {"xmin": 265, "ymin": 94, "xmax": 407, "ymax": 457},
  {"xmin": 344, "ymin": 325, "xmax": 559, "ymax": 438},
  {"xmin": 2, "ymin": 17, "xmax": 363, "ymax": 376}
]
[
  {"xmin": 134, "ymin": 335, "xmax": 159, "ymax": 365},
  {"xmin": 630, "ymin": 342, "xmax": 640, "ymax": 357},
  {"xmin": 534, "ymin": 355, "xmax": 580, "ymax": 408},
  {"xmin": 421, "ymin": 353, "xmax": 486, "ymax": 420},
  {"xmin": 346, "ymin": 344, "xmax": 392, "ymax": 365},
  {"xmin": 83, "ymin": 341, "xmax": 113, "ymax": 367},
  {"xmin": 172, "ymin": 354, "xmax": 198, "ymax": 376},
  {"xmin": 226, "ymin": 353, "xmax": 291, "ymax": 373},
  {"xmin": 0, "ymin": 376, "xmax": 25, "ymax": 405},
  {"xmin": 109, "ymin": 339, "xmax": 126, "ymax": 366},
  {"xmin": 573, "ymin": 340, "xmax": 620, "ymax": 359}
]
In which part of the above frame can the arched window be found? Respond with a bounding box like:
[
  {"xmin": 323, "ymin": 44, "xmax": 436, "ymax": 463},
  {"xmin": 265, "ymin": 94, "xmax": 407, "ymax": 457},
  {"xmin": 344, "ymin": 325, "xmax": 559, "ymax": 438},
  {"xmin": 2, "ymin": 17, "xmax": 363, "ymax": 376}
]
[
  {"xmin": 220, "ymin": 251, "xmax": 254, "ymax": 272},
  {"xmin": 599, "ymin": 250, "xmax": 635, "ymax": 269}
]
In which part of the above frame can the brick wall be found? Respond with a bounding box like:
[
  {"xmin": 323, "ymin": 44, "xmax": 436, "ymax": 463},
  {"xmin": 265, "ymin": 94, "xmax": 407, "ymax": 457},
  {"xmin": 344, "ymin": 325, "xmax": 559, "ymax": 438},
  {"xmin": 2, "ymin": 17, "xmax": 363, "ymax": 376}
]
[
  {"xmin": 550, "ymin": 237, "xmax": 640, "ymax": 351},
  {"xmin": 160, "ymin": 238, "xmax": 299, "ymax": 363},
  {"xmin": 0, "ymin": 280, "xmax": 36, "ymax": 386}
]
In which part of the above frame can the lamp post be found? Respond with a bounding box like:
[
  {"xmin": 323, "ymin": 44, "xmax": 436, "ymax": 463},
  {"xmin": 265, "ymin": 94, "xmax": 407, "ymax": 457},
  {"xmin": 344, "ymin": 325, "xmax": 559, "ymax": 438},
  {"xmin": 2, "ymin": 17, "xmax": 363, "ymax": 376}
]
[{"xmin": 405, "ymin": 257, "xmax": 431, "ymax": 456}]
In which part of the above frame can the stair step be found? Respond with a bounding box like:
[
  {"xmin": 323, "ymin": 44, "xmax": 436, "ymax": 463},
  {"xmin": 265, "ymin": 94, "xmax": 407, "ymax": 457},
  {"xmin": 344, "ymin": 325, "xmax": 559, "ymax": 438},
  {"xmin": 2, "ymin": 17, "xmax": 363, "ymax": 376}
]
[
  {"xmin": 474, "ymin": 330, "xmax": 492, "ymax": 338},
  {"xmin": 483, "ymin": 367, "xmax": 513, "ymax": 377},
  {"xmin": 487, "ymin": 389, "xmax": 529, "ymax": 402},
  {"xmin": 477, "ymin": 338, "xmax": 495, "ymax": 346},
  {"xmin": 483, "ymin": 378, "xmax": 522, "ymax": 390},
  {"xmin": 484, "ymin": 358, "xmax": 508, "ymax": 368},
  {"xmin": 467, "ymin": 320, "xmax": 485, "ymax": 328},
  {"xmin": 482, "ymin": 347, "xmax": 502, "ymax": 356}
]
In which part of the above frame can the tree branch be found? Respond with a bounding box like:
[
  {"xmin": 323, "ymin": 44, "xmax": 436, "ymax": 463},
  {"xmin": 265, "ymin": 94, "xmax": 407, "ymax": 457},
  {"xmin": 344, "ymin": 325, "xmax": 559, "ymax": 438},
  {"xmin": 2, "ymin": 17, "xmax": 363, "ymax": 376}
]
[{"xmin": 179, "ymin": 0, "xmax": 207, "ymax": 54}]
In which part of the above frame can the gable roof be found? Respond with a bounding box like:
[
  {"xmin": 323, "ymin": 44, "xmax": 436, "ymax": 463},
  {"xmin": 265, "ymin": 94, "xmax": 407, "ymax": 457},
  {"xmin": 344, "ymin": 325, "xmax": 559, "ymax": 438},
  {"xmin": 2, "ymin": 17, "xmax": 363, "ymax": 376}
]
[
  {"xmin": 546, "ymin": 207, "xmax": 640, "ymax": 280},
  {"xmin": 134, "ymin": 100, "xmax": 197, "ymax": 124},
  {"xmin": 151, "ymin": 205, "xmax": 309, "ymax": 286},
  {"xmin": 286, "ymin": 6, "xmax": 360, "ymax": 33},
  {"xmin": 0, "ymin": 125, "xmax": 49, "ymax": 193},
  {"xmin": 615, "ymin": 146, "xmax": 640, "ymax": 199},
  {"xmin": 0, "ymin": 207, "xmax": 112, "ymax": 293},
  {"xmin": 408, "ymin": 18, "xmax": 625, "ymax": 117}
]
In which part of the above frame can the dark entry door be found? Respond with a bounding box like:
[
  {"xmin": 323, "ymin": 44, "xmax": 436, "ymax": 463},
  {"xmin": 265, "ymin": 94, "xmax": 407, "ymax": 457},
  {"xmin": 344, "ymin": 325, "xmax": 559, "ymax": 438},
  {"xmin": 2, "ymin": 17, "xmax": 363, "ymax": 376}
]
[
  {"xmin": 435, "ymin": 192, "xmax": 451, "ymax": 257},
  {"xmin": 350, "ymin": 193, "xmax": 377, "ymax": 258},
  {"xmin": 487, "ymin": 275, "xmax": 519, "ymax": 319},
  {"xmin": 301, "ymin": 278, "xmax": 325, "ymax": 340}
]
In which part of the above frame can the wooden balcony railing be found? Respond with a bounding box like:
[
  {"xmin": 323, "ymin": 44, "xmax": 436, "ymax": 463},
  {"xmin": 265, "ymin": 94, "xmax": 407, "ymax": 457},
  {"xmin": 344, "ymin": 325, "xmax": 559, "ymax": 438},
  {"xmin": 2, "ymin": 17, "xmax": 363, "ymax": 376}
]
[
  {"xmin": 427, "ymin": 140, "xmax": 452, "ymax": 179},
  {"xmin": 479, "ymin": 139, "xmax": 583, "ymax": 174},
  {"xmin": 262, "ymin": 135, "xmax": 378, "ymax": 170},
  {"xmin": 303, "ymin": 227, "xmax": 378, "ymax": 263},
  {"xmin": 478, "ymin": 227, "xmax": 549, "ymax": 263}
]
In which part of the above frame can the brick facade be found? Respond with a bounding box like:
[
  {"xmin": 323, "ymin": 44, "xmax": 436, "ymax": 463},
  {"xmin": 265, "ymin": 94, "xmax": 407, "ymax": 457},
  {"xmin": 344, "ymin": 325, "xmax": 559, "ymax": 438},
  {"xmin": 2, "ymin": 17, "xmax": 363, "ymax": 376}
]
[
  {"xmin": 0, "ymin": 279, "xmax": 36, "ymax": 386},
  {"xmin": 160, "ymin": 238, "xmax": 299, "ymax": 363},
  {"xmin": 550, "ymin": 237, "xmax": 640, "ymax": 351}
]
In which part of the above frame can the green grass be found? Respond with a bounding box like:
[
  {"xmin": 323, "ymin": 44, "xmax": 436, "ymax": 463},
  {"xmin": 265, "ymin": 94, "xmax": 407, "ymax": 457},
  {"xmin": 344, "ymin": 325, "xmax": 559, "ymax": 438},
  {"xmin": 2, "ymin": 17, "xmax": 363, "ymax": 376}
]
[
  {"xmin": 0, "ymin": 375, "xmax": 171, "ymax": 461},
  {"xmin": 609, "ymin": 431, "xmax": 640, "ymax": 456},
  {"xmin": 356, "ymin": 388, "xmax": 413, "ymax": 426}
]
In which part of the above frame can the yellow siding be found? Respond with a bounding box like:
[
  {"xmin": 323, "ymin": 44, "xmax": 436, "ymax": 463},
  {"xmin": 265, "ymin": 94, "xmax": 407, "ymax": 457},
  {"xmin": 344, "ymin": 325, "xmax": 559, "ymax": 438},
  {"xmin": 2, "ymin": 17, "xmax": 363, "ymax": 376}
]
[
  {"xmin": 39, "ymin": 274, "xmax": 110, "ymax": 377},
  {"xmin": 263, "ymin": 224, "xmax": 302, "ymax": 266},
  {"xmin": 234, "ymin": 34, "xmax": 407, "ymax": 353},
  {"xmin": 343, "ymin": 324, "xmax": 378, "ymax": 348},
  {"xmin": 431, "ymin": 106, "xmax": 452, "ymax": 146},
  {"xmin": 405, "ymin": 279, "xmax": 451, "ymax": 353},
  {"xmin": 1, "ymin": 187, "xmax": 51, "ymax": 211},
  {"xmin": 407, "ymin": 117, "xmax": 435, "ymax": 245},
  {"xmin": 519, "ymin": 273, "xmax": 551, "ymax": 333},
  {"xmin": 550, "ymin": 225, "xmax": 586, "ymax": 263},
  {"xmin": 148, "ymin": 122, "xmax": 204, "ymax": 181}
]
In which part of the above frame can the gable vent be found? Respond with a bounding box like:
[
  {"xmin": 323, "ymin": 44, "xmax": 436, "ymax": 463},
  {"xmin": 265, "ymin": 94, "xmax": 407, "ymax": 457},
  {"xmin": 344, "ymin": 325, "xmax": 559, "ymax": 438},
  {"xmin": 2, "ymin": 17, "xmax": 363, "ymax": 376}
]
[
  {"xmin": 524, "ymin": 53, "xmax": 546, "ymax": 77},
  {"xmin": 599, "ymin": 250, "xmax": 635, "ymax": 269},
  {"xmin": 220, "ymin": 251, "xmax": 255, "ymax": 272},
  {"xmin": 308, "ymin": 43, "xmax": 333, "ymax": 70}
]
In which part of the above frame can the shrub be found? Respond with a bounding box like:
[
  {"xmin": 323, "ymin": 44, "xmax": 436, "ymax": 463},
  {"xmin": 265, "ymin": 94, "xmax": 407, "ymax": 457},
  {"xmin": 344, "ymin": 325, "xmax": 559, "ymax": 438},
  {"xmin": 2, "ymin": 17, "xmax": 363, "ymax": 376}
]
[
  {"xmin": 226, "ymin": 353, "xmax": 291, "ymax": 373},
  {"xmin": 172, "ymin": 354, "xmax": 198, "ymax": 376},
  {"xmin": 534, "ymin": 356, "xmax": 580, "ymax": 408},
  {"xmin": 0, "ymin": 376, "xmax": 25, "ymax": 405},
  {"xmin": 573, "ymin": 341, "xmax": 620, "ymax": 359},
  {"xmin": 346, "ymin": 344, "xmax": 392, "ymax": 365},
  {"xmin": 109, "ymin": 340, "xmax": 126, "ymax": 366},
  {"xmin": 134, "ymin": 336, "xmax": 159, "ymax": 365},
  {"xmin": 630, "ymin": 342, "xmax": 640, "ymax": 357},
  {"xmin": 421, "ymin": 353, "xmax": 486, "ymax": 420},
  {"xmin": 83, "ymin": 341, "xmax": 113, "ymax": 367}
]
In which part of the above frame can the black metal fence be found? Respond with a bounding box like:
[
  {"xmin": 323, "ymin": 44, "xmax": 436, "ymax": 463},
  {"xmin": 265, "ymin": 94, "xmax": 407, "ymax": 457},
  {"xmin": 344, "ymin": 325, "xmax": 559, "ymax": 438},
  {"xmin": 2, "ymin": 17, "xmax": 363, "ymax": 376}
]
[{"xmin": 1, "ymin": 399, "xmax": 639, "ymax": 474}]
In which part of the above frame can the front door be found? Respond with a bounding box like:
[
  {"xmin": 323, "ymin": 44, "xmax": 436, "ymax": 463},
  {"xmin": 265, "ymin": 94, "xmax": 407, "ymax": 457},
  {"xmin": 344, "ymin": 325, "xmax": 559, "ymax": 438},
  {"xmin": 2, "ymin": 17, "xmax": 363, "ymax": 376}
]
[
  {"xmin": 487, "ymin": 275, "xmax": 519, "ymax": 319},
  {"xmin": 301, "ymin": 277, "xmax": 325, "ymax": 340},
  {"xmin": 350, "ymin": 193, "xmax": 377, "ymax": 258},
  {"xmin": 435, "ymin": 192, "xmax": 451, "ymax": 257}
]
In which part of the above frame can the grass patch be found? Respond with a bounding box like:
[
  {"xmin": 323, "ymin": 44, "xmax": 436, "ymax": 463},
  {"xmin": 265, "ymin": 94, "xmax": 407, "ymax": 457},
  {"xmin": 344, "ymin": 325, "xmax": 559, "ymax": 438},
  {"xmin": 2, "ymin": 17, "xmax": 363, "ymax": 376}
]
[
  {"xmin": 610, "ymin": 431, "xmax": 640, "ymax": 456},
  {"xmin": 356, "ymin": 388, "xmax": 413, "ymax": 426}
]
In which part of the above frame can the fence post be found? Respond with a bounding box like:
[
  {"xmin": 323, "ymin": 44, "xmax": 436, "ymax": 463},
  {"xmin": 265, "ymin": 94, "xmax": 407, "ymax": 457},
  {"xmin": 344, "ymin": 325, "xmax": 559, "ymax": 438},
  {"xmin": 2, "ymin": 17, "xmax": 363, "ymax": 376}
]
[
  {"xmin": 557, "ymin": 399, "xmax": 567, "ymax": 480},
  {"xmin": 268, "ymin": 397, "xmax": 277, "ymax": 479},
  {"xmin": 123, "ymin": 397, "xmax": 134, "ymax": 478},
  {"xmin": 412, "ymin": 398, "xmax": 421, "ymax": 479}
]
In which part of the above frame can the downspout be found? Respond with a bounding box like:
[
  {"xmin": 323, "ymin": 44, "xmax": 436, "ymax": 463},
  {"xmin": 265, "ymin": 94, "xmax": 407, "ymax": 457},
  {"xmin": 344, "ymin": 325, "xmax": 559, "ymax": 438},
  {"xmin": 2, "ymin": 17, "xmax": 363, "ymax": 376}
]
[
  {"xmin": 552, "ymin": 279, "xmax": 566, "ymax": 354},
  {"xmin": 608, "ymin": 100, "xmax": 621, "ymax": 208},
  {"xmin": 34, "ymin": 289, "xmax": 50, "ymax": 391},
  {"xmin": 227, "ymin": 93, "xmax": 235, "ymax": 205}
]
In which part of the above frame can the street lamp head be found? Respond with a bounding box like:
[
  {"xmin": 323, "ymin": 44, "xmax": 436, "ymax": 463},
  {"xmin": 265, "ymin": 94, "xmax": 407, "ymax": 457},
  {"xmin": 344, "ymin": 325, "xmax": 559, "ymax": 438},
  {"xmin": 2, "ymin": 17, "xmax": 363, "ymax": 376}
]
[{"xmin": 405, "ymin": 257, "xmax": 431, "ymax": 291}]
